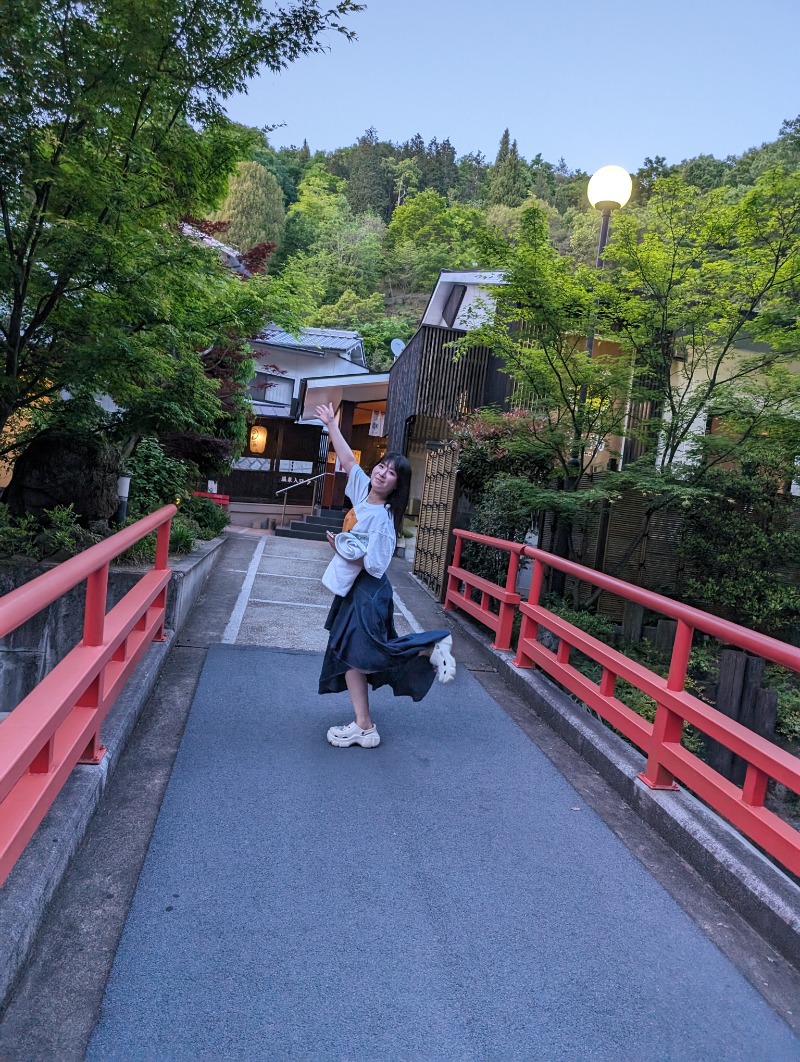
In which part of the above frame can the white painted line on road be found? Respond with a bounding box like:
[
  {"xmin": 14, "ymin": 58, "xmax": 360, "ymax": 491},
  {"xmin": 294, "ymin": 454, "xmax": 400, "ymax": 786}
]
[
  {"xmin": 222, "ymin": 537, "xmax": 266, "ymax": 644},
  {"xmin": 249, "ymin": 599, "xmax": 329, "ymax": 609},
  {"xmin": 253, "ymin": 572, "xmax": 322, "ymax": 581},
  {"xmin": 392, "ymin": 590, "xmax": 422, "ymax": 632}
]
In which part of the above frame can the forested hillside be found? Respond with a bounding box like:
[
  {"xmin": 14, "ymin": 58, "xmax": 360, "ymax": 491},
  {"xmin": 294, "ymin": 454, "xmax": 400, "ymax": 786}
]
[{"xmin": 210, "ymin": 118, "xmax": 800, "ymax": 370}]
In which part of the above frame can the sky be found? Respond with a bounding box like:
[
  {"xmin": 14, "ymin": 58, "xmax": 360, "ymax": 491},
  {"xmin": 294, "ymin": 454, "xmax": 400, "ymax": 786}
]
[{"xmin": 224, "ymin": 0, "xmax": 799, "ymax": 175}]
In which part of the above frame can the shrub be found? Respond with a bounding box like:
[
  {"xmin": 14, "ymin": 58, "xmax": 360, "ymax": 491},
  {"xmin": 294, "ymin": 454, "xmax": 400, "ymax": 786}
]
[
  {"xmin": 462, "ymin": 475, "xmax": 539, "ymax": 589},
  {"xmin": 39, "ymin": 503, "xmax": 100, "ymax": 558},
  {"xmin": 178, "ymin": 494, "xmax": 229, "ymax": 539},
  {"xmin": 127, "ymin": 437, "xmax": 193, "ymax": 518},
  {"xmin": 764, "ymin": 664, "xmax": 800, "ymax": 743},
  {"xmin": 0, "ymin": 502, "xmax": 99, "ymax": 560},
  {"xmin": 115, "ymin": 513, "xmax": 198, "ymax": 565},
  {"xmin": 677, "ymin": 466, "xmax": 800, "ymax": 637},
  {"xmin": 0, "ymin": 504, "xmax": 39, "ymax": 558},
  {"xmin": 169, "ymin": 518, "xmax": 198, "ymax": 554},
  {"xmin": 543, "ymin": 595, "xmax": 702, "ymax": 753},
  {"xmin": 450, "ymin": 408, "xmax": 554, "ymax": 502}
]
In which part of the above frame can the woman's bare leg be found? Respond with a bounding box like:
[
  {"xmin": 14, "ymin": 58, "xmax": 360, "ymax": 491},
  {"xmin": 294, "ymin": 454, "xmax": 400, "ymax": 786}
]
[{"xmin": 345, "ymin": 669, "xmax": 373, "ymax": 730}]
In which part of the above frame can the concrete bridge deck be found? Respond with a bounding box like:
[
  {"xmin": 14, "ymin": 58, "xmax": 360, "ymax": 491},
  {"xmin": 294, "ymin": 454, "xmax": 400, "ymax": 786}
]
[{"xmin": 2, "ymin": 531, "xmax": 800, "ymax": 1060}]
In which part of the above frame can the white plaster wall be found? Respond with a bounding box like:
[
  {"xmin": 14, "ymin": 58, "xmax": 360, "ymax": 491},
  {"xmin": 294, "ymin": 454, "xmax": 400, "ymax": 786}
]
[
  {"xmin": 251, "ymin": 344, "xmax": 368, "ymax": 398},
  {"xmin": 421, "ymin": 271, "xmax": 505, "ymax": 330}
]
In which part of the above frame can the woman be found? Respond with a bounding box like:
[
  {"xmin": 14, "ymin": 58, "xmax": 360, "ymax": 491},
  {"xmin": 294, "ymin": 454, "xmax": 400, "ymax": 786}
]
[{"xmin": 315, "ymin": 403, "xmax": 456, "ymax": 749}]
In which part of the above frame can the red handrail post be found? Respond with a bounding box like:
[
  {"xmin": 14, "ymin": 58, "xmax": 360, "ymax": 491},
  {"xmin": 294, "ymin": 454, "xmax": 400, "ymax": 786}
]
[
  {"xmin": 667, "ymin": 619, "xmax": 694, "ymax": 692},
  {"xmin": 639, "ymin": 619, "xmax": 693, "ymax": 791},
  {"xmin": 84, "ymin": 565, "xmax": 109, "ymax": 647},
  {"xmin": 493, "ymin": 547, "xmax": 520, "ymax": 650},
  {"xmin": 153, "ymin": 518, "xmax": 172, "ymax": 641},
  {"xmin": 78, "ymin": 675, "xmax": 106, "ymax": 764},
  {"xmin": 443, "ymin": 531, "xmax": 463, "ymax": 611},
  {"xmin": 155, "ymin": 519, "xmax": 171, "ymax": 570},
  {"xmin": 79, "ymin": 564, "xmax": 110, "ymax": 763},
  {"xmin": 514, "ymin": 557, "xmax": 545, "ymax": 668},
  {"xmin": 742, "ymin": 765, "xmax": 768, "ymax": 808}
]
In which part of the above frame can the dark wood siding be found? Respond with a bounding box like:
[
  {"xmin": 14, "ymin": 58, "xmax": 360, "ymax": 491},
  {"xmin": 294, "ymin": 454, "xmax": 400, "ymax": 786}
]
[
  {"xmin": 386, "ymin": 325, "xmax": 508, "ymax": 455},
  {"xmin": 385, "ymin": 331, "xmax": 422, "ymax": 452},
  {"xmin": 216, "ymin": 420, "xmax": 322, "ymax": 503}
]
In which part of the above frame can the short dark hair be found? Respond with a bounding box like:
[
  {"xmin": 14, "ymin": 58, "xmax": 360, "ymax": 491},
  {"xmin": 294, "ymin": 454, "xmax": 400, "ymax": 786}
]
[{"xmin": 378, "ymin": 452, "xmax": 412, "ymax": 536}]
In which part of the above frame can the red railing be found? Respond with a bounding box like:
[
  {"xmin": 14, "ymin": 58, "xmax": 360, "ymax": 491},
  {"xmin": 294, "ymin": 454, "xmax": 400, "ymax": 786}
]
[
  {"xmin": 444, "ymin": 531, "xmax": 523, "ymax": 650},
  {"xmin": 193, "ymin": 491, "xmax": 229, "ymax": 509},
  {"xmin": 0, "ymin": 505, "xmax": 176, "ymax": 887},
  {"xmin": 445, "ymin": 528, "xmax": 800, "ymax": 877}
]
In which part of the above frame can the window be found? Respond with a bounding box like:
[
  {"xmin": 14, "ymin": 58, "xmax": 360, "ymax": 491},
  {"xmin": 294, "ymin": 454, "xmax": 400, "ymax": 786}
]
[
  {"xmin": 249, "ymin": 372, "xmax": 294, "ymax": 406},
  {"xmin": 442, "ymin": 284, "xmax": 467, "ymax": 328}
]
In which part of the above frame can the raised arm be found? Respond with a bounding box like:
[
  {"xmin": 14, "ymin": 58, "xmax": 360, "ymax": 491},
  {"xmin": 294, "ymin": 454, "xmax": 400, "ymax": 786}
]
[{"xmin": 315, "ymin": 402, "xmax": 357, "ymax": 475}]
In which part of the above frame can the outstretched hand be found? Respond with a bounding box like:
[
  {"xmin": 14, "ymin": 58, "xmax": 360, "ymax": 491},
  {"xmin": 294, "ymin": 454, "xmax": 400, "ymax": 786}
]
[{"xmin": 315, "ymin": 402, "xmax": 335, "ymax": 426}]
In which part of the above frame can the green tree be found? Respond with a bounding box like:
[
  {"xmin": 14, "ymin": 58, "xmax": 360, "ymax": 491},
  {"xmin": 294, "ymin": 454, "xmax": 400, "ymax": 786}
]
[
  {"xmin": 385, "ymin": 189, "xmax": 492, "ymax": 291},
  {"xmin": 633, "ymin": 156, "xmax": 676, "ymax": 202},
  {"xmin": 0, "ymin": 0, "xmax": 359, "ymax": 448},
  {"xmin": 461, "ymin": 204, "xmax": 636, "ymax": 576},
  {"xmin": 591, "ymin": 169, "xmax": 800, "ymax": 588},
  {"xmin": 724, "ymin": 117, "xmax": 800, "ymax": 189},
  {"xmin": 250, "ymin": 136, "xmax": 315, "ymax": 206},
  {"xmin": 310, "ymin": 290, "xmax": 415, "ymax": 371},
  {"xmin": 285, "ymin": 197, "xmax": 386, "ymax": 304},
  {"xmin": 210, "ymin": 161, "xmax": 286, "ymax": 255},
  {"xmin": 452, "ymin": 151, "xmax": 489, "ymax": 204},
  {"xmin": 339, "ymin": 128, "xmax": 395, "ymax": 220},
  {"xmin": 677, "ymin": 460, "xmax": 800, "ymax": 635},
  {"xmin": 606, "ymin": 170, "xmax": 800, "ymax": 474},
  {"xmin": 680, "ymin": 153, "xmax": 731, "ymax": 191},
  {"xmin": 417, "ymin": 137, "xmax": 459, "ymax": 198},
  {"xmin": 487, "ymin": 130, "xmax": 530, "ymax": 207},
  {"xmin": 529, "ymin": 154, "xmax": 557, "ymax": 204},
  {"xmin": 279, "ymin": 165, "xmax": 350, "ymax": 261},
  {"xmin": 386, "ymin": 157, "xmax": 422, "ymax": 207}
]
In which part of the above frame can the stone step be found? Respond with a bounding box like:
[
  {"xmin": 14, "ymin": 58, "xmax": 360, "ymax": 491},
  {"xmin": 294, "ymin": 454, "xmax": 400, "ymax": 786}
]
[
  {"xmin": 274, "ymin": 527, "xmax": 328, "ymax": 541},
  {"xmin": 274, "ymin": 509, "xmax": 345, "ymax": 540},
  {"xmin": 302, "ymin": 515, "xmax": 345, "ymax": 529}
]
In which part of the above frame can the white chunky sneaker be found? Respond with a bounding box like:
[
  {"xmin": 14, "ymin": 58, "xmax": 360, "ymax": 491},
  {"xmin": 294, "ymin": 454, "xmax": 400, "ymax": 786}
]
[
  {"xmin": 430, "ymin": 635, "xmax": 456, "ymax": 684},
  {"xmin": 326, "ymin": 722, "xmax": 381, "ymax": 748}
]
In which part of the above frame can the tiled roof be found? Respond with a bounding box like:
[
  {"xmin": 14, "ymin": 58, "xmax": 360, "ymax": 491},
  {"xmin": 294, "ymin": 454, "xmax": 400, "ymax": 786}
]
[
  {"xmin": 253, "ymin": 325, "xmax": 362, "ymax": 352},
  {"xmin": 180, "ymin": 223, "xmax": 251, "ymax": 277},
  {"xmin": 252, "ymin": 325, "xmax": 366, "ymax": 367}
]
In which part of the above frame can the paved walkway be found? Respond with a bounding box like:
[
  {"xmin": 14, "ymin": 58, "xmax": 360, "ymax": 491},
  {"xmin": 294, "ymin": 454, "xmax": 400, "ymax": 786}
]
[{"xmin": 75, "ymin": 531, "xmax": 800, "ymax": 1061}]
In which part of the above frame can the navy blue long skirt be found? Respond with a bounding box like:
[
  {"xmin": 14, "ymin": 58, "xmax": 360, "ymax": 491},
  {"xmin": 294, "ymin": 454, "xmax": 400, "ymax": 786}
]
[{"xmin": 318, "ymin": 570, "xmax": 450, "ymax": 701}]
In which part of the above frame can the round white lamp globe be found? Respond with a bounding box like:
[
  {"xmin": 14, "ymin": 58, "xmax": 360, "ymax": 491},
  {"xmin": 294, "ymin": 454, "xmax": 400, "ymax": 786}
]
[{"xmin": 587, "ymin": 165, "xmax": 632, "ymax": 210}]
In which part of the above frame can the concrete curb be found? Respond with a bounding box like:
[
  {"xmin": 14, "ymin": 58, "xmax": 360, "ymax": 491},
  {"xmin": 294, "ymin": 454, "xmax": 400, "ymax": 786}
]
[
  {"xmin": 0, "ymin": 536, "xmax": 224, "ymax": 1007},
  {"xmin": 449, "ymin": 611, "xmax": 800, "ymax": 970}
]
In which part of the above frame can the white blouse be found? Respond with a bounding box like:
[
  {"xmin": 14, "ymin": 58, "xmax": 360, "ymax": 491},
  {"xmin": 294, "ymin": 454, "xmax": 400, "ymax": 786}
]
[{"xmin": 321, "ymin": 464, "xmax": 396, "ymax": 595}]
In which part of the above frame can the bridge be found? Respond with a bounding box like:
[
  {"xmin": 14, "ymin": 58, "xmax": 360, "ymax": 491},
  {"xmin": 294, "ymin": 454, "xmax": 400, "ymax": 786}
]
[{"xmin": 1, "ymin": 517, "xmax": 799, "ymax": 1060}]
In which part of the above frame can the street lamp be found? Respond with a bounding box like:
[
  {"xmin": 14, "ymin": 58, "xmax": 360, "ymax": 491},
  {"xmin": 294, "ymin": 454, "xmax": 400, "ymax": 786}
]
[
  {"xmin": 584, "ymin": 166, "xmax": 633, "ymax": 565},
  {"xmin": 587, "ymin": 164, "xmax": 632, "ymax": 266},
  {"xmin": 583, "ymin": 165, "xmax": 632, "ymax": 362}
]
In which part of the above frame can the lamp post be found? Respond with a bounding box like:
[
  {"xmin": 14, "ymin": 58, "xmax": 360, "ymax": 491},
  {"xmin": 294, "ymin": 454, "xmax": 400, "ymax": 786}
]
[
  {"xmin": 584, "ymin": 165, "xmax": 632, "ymax": 359},
  {"xmin": 554, "ymin": 166, "xmax": 633, "ymax": 586},
  {"xmin": 584, "ymin": 166, "xmax": 632, "ymax": 573},
  {"xmin": 587, "ymin": 164, "xmax": 632, "ymax": 266},
  {"xmin": 115, "ymin": 473, "xmax": 131, "ymax": 524}
]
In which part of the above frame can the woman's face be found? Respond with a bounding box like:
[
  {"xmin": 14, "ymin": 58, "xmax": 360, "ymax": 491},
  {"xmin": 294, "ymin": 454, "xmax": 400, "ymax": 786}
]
[{"xmin": 370, "ymin": 460, "xmax": 398, "ymax": 498}]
